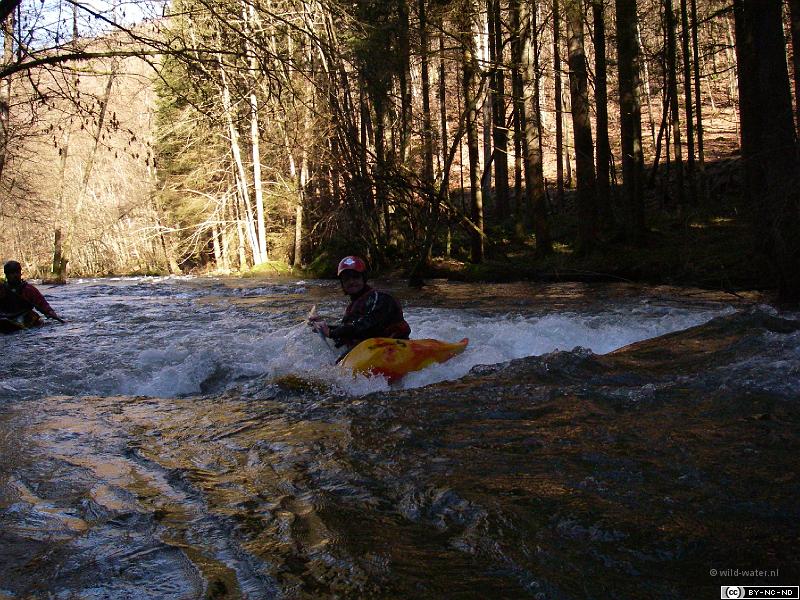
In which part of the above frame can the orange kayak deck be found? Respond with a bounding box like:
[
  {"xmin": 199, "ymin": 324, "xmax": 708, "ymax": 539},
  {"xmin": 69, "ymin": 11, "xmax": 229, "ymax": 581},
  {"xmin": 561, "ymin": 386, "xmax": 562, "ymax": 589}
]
[{"xmin": 340, "ymin": 337, "xmax": 469, "ymax": 383}]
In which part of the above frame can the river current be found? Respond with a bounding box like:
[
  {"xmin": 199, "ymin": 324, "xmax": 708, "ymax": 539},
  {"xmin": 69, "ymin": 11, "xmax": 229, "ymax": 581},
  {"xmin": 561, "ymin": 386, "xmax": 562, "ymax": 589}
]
[
  {"xmin": 1, "ymin": 276, "xmax": 798, "ymax": 598},
  {"xmin": 0, "ymin": 277, "xmax": 746, "ymax": 400}
]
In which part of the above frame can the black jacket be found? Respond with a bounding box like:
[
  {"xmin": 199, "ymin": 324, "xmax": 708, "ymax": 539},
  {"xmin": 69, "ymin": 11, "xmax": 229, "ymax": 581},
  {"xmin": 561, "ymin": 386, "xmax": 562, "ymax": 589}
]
[{"xmin": 329, "ymin": 285, "xmax": 411, "ymax": 348}]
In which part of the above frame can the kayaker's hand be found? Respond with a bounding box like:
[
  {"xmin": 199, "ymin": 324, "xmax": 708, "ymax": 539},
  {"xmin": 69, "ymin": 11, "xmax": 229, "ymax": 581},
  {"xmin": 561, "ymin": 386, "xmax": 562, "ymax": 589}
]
[{"xmin": 309, "ymin": 317, "xmax": 330, "ymax": 337}]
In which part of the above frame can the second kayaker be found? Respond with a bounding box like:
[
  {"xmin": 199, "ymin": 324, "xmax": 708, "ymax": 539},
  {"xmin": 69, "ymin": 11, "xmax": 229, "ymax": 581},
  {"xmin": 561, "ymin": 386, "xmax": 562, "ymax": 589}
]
[
  {"xmin": 309, "ymin": 255, "xmax": 411, "ymax": 350},
  {"xmin": 1, "ymin": 260, "xmax": 65, "ymax": 326}
]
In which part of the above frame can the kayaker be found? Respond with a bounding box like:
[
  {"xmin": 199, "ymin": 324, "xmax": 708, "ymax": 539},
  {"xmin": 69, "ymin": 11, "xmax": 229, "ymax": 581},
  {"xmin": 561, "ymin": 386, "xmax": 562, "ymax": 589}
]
[
  {"xmin": 0, "ymin": 260, "xmax": 65, "ymax": 325},
  {"xmin": 309, "ymin": 255, "xmax": 411, "ymax": 350}
]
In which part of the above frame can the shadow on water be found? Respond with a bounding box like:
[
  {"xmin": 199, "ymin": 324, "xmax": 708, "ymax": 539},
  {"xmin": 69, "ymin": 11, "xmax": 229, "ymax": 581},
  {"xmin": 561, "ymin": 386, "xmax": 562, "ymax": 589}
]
[{"xmin": 0, "ymin": 279, "xmax": 798, "ymax": 598}]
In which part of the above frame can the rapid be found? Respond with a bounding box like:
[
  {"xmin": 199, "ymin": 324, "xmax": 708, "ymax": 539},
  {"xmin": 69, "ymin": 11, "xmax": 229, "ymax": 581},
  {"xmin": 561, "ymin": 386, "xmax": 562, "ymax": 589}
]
[
  {"xmin": 1, "ymin": 276, "xmax": 798, "ymax": 599},
  {"xmin": 0, "ymin": 277, "xmax": 741, "ymax": 400}
]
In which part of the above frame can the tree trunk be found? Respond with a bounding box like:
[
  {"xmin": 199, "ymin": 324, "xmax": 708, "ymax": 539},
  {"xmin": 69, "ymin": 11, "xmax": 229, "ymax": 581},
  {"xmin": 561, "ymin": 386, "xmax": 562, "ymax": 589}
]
[
  {"xmin": 420, "ymin": 0, "xmax": 435, "ymax": 209},
  {"xmin": 637, "ymin": 21, "xmax": 657, "ymax": 153},
  {"xmin": 282, "ymin": 98, "xmax": 305, "ymax": 269},
  {"xmin": 236, "ymin": 206, "xmax": 247, "ymax": 271},
  {"xmin": 725, "ymin": 18, "xmax": 740, "ymax": 141},
  {"xmin": 520, "ymin": 0, "xmax": 551, "ymax": 254},
  {"xmin": 439, "ymin": 25, "xmax": 452, "ymax": 253},
  {"xmin": 733, "ymin": 0, "xmax": 800, "ymax": 303},
  {"xmin": 593, "ymin": 0, "xmax": 613, "ymax": 231},
  {"xmin": 409, "ymin": 0, "xmax": 440, "ymax": 280},
  {"xmin": 397, "ymin": 0, "xmax": 412, "ymax": 162},
  {"xmin": 51, "ymin": 225, "xmax": 66, "ymax": 281},
  {"xmin": 249, "ymin": 93, "xmax": 267, "ymax": 262},
  {"xmin": 359, "ymin": 81, "xmax": 370, "ymax": 211},
  {"xmin": 219, "ymin": 193, "xmax": 231, "ymax": 272},
  {"xmin": 510, "ymin": 0, "xmax": 525, "ymax": 236},
  {"xmin": 490, "ymin": 0, "xmax": 509, "ymax": 220},
  {"xmin": 680, "ymin": 0, "xmax": 697, "ymax": 204},
  {"xmin": 0, "ymin": 0, "xmax": 20, "ymax": 28},
  {"xmin": 462, "ymin": 2, "xmax": 484, "ymax": 263},
  {"xmin": 245, "ymin": 2, "xmax": 268, "ymax": 263},
  {"xmin": 665, "ymin": 0, "xmax": 685, "ymax": 208},
  {"xmin": 565, "ymin": 0, "xmax": 597, "ymax": 253},
  {"xmin": 294, "ymin": 201, "xmax": 303, "ymax": 268},
  {"xmin": 218, "ymin": 52, "xmax": 260, "ymax": 265},
  {"xmin": 481, "ymin": 12, "xmax": 492, "ymax": 210},
  {"xmin": 553, "ymin": 0, "xmax": 565, "ymax": 207},
  {"xmin": 52, "ymin": 125, "xmax": 72, "ymax": 283},
  {"xmin": 617, "ymin": 0, "xmax": 646, "ymax": 242},
  {"xmin": 438, "ymin": 26, "xmax": 451, "ymax": 188},
  {"xmin": 152, "ymin": 195, "xmax": 180, "ymax": 275},
  {"xmin": 690, "ymin": 0, "xmax": 706, "ymax": 201},
  {"xmin": 374, "ymin": 97, "xmax": 389, "ymax": 245},
  {"xmin": 212, "ymin": 223, "xmax": 223, "ymax": 270},
  {"xmin": 294, "ymin": 96, "xmax": 311, "ymax": 269},
  {"xmin": 0, "ymin": 10, "xmax": 12, "ymax": 181},
  {"xmin": 788, "ymin": 0, "xmax": 800, "ymax": 138}
]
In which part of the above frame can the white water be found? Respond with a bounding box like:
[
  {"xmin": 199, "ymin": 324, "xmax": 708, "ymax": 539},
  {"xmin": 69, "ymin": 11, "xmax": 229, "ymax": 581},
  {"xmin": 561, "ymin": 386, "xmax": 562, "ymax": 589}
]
[
  {"xmin": 399, "ymin": 304, "xmax": 736, "ymax": 389},
  {"xmin": 0, "ymin": 276, "xmax": 740, "ymax": 400}
]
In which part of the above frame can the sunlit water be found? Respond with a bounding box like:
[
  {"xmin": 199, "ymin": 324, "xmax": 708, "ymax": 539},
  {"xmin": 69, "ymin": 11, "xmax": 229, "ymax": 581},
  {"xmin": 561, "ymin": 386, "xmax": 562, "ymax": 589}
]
[
  {"xmin": 2, "ymin": 277, "xmax": 798, "ymax": 599},
  {"xmin": 0, "ymin": 276, "xmax": 744, "ymax": 400}
]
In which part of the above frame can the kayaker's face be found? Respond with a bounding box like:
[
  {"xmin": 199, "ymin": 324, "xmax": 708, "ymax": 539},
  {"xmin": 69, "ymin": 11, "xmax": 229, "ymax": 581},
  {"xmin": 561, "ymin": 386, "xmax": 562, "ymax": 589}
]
[
  {"xmin": 4, "ymin": 269, "xmax": 21, "ymax": 286},
  {"xmin": 340, "ymin": 270, "xmax": 365, "ymax": 295}
]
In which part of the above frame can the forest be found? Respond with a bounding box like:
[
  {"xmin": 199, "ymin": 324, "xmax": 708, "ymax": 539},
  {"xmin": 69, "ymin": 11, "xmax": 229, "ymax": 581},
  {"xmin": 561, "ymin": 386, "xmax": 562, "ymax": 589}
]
[{"xmin": 0, "ymin": 0, "xmax": 799, "ymax": 302}]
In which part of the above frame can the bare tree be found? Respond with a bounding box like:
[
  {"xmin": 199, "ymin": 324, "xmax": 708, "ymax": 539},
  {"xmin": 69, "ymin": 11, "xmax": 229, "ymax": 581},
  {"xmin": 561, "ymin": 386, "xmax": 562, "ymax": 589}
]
[
  {"xmin": 680, "ymin": 0, "xmax": 696, "ymax": 204},
  {"xmin": 616, "ymin": 0, "xmax": 645, "ymax": 242},
  {"xmin": 690, "ymin": 0, "xmax": 705, "ymax": 201},
  {"xmin": 519, "ymin": 0, "xmax": 551, "ymax": 254},
  {"xmin": 244, "ymin": 1, "xmax": 268, "ymax": 263},
  {"xmin": 665, "ymin": 0, "xmax": 685, "ymax": 207},
  {"xmin": 489, "ymin": 0, "xmax": 509, "ymax": 220},
  {"xmin": 0, "ymin": 10, "xmax": 12, "ymax": 180},
  {"xmin": 552, "ymin": 0, "xmax": 565, "ymax": 207},
  {"xmin": 733, "ymin": 0, "xmax": 800, "ymax": 302},
  {"xmin": 462, "ymin": 0, "xmax": 484, "ymax": 263},
  {"xmin": 593, "ymin": 0, "xmax": 613, "ymax": 230},
  {"xmin": 565, "ymin": 0, "xmax": 597, "ymax": 252}
]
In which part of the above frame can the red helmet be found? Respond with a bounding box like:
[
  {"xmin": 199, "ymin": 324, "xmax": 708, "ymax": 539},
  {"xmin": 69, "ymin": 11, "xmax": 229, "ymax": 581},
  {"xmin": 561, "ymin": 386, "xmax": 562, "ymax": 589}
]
[{"xmin": 337, "ymin": 255, "xmax": 367, "ymax": 276}]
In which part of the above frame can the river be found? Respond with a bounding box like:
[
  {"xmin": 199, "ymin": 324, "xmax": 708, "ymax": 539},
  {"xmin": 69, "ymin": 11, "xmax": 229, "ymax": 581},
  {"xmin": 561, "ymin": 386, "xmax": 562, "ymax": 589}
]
[{"xmin": 1, "ymin": 276, "xmax": 798, "ymax": 598}]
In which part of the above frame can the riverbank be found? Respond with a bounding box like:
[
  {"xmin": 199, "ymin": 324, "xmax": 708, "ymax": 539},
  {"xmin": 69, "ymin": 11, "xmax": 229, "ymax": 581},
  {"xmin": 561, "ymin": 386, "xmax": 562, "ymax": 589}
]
[
  {"xmin": 27, "ymin": 161, "xmax": 771, "ymax": 300},
  {"xmin": 419, "ymin": 176, "xmax": 770, "ymax": 294},
  {"xmin": 300, "ymin": 158, "xmax": 775, "ymax": 298},
  {"xmin": 298, "ymin": 219, "xmax": 768, "ymax": 296},
  {"xmin": 420, "ymin": 215, "xmax": 767, "ymax": 293}
]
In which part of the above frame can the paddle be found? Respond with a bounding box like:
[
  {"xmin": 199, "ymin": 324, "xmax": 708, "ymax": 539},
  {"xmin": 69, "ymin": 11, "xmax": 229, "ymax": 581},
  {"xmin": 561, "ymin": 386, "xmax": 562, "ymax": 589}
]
[{"xmin": 307, "ymin": 305, "xmax": 335, "ymax": 353}]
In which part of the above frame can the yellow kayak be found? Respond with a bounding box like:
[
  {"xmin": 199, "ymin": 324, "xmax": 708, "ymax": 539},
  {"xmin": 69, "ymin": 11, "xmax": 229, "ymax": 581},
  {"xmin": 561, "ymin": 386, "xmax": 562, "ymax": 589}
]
[{"xmin": 340, "ymin": 337, "xmax": 469, "ymax": 382}]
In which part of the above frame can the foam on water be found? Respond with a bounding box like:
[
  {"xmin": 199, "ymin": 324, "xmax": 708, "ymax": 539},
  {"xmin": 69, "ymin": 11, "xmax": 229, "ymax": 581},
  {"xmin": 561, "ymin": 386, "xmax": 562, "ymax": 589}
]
[
  {"xmin": 0, "ymin": 277, "xmax": 745, "ymax": 400},
  {"xmin": 398, "ymin": 305, "xmax": 736, "ymax": 389}
]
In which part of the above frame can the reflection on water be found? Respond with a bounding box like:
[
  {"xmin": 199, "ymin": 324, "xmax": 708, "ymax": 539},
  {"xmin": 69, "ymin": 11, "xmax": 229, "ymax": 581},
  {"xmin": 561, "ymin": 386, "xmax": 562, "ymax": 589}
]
[{"xmin": 1, "ymin": 277, "xmax": 797, "ymax": 598}]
